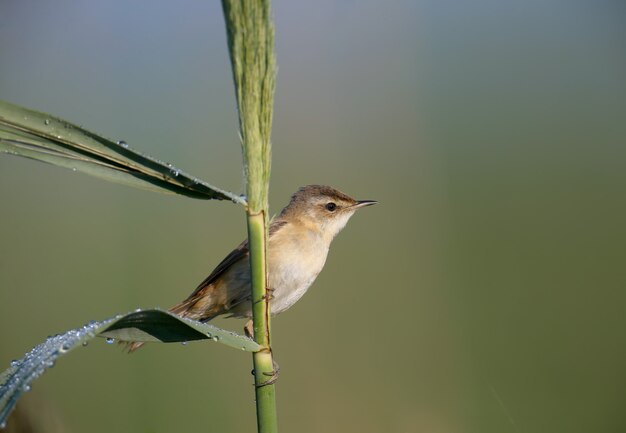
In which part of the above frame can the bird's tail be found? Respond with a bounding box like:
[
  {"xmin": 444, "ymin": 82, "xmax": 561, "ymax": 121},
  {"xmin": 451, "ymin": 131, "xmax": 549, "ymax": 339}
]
[{"xmin": 124, "ymin": 297, "xmax": 201, "ymax": 353}]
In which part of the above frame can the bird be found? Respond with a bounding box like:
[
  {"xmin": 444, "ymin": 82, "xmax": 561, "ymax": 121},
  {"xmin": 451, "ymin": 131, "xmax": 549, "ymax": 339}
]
[{"xmin": 127, "ymin": 185, "xmax": 376, "ymax": 352}]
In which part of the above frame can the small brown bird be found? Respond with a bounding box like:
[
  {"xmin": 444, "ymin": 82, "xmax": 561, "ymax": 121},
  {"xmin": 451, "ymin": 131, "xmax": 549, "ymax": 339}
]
[{"xmin": 128, "ymin": 185, "xmax": 376, "ymax": 351}]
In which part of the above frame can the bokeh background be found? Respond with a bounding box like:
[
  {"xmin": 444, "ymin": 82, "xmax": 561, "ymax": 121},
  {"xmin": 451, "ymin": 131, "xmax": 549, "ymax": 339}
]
[{"xmin": 1, "ymin": 1, "xmax": 625, "ymax": 432}]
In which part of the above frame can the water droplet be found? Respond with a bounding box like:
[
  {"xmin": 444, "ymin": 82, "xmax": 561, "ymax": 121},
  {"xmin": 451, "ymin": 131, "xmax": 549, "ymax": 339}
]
[
  {"xmin": 212, "ymin": 336, "xmax": 220, "ymax": 342},
  {"xmin": 166, "ymin": 163, "xmax": 173, "ymax": 168},
  {"xmin": 181, "ymin": 341, "xmax": 187, "ymax": 346},
  {"xmin": 206, "ymin": 332, "xmax": 212, "ymax": 338},
  {"xmin": 46, "ymin": 360, "xmax": 56, "ymax": 368},
  {"xmin": 71, "ymin": 167, "xmax": 77, "ymax": 172},
  {"xmin": 10, "ymin": 360, "xmax": 19, "ymax": 367},
  {"xmin": 241, "ymin": 346, "xmax": 246, "ymax": 351},
  {"xmin": 105, "ymin": 337, "xmax": 115, "ymax": 344},
  {"xmin": 82, "ymin": 341, "xmax": 89, "ymax": 347},
  {"xmin": 0, "ymin": 421, "xmax": 6, "ymax": 429},
  {"xmin": 173, "ymin": 169, "xmax": 180, "ymax": 177},
  {"xmin": 117, "ymin": 140, "xmax": 129, "ymax": 148},
  {"xmin": 23, "ymin": 385, "xmax": 31, "ymax": 392},
  {"xmin": 44, "ymin": 119, "xmax": 50, "ymax": 125}
]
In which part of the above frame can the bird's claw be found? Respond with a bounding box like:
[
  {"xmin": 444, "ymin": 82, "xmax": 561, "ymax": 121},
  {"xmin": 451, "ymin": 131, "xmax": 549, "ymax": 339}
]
[
  {"xmin": 254, "ymin": 287, "xmax": 275, "ymax": 305},
  {"xmin": 253, "ymin": 360, "xmax": 280, "ymax": 388}
]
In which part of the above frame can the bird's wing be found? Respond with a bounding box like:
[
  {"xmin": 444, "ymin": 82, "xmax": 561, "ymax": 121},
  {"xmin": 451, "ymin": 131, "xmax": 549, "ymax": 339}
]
[
  {"xmin": 189, "ymin": 239, "xmax": 249, "ymax": 297},
  {"xmin": 189, "ymin": 218, "xmax": 289, "ymax": 297}
]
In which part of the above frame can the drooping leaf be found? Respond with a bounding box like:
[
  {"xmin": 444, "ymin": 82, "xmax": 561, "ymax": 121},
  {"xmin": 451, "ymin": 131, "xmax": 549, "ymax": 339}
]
[
  {"xmin": 0, "ymin": 309, "xmax": 260, "ymax": 426},
  {"xmin": 0, "ymin": 99, "xmax": 247, "ymax": 205},
  {"xmin": 98, "ymin": 309, "xmax": 260, "ymax": 350}
]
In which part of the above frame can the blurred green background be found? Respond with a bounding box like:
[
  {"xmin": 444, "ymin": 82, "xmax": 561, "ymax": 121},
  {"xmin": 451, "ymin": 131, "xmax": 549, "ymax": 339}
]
[{"xmin": 1, "ymin": 1, "xmax": 625, "ymax": 432}]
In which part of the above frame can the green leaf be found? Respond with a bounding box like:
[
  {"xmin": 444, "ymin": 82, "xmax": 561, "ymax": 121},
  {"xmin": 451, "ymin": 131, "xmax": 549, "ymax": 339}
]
[
  {"xmin": 99, "ymin": 309, "xmax": 261, "ymax": 351},
  {"xmin": 0, "ymin": 99, "xmax": 247, "ymax": 205},
  {"xmin": 0, "ymin": 309, "xmax": 260, "ymax": 427}
]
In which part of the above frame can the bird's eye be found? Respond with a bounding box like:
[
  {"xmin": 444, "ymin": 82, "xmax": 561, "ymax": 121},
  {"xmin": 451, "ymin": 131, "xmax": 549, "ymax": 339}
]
[{"xmin": 325, "ymin": 202, "xmax": 337, "ymax": 211}]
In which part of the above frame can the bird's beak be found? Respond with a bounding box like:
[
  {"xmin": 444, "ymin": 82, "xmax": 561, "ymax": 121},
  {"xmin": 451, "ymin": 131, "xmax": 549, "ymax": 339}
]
[{"xmin": 354, "ymin": 200, "xmax": 378, "ymax": 209}]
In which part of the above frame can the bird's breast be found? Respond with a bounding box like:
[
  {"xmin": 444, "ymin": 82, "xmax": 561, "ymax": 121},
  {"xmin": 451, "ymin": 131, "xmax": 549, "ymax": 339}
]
[{"xmin": 267, "ymin": 229, "xmax": 329, "ymax": 315}]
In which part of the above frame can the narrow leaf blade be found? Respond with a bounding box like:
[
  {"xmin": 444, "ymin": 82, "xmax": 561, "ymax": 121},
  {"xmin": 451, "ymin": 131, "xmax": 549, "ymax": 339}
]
[
  {"xmin": 99, "ymin": 309, "xmax": 260, "ymax": 351},
  {"xmin": 0, "ymin": 309, "xmax": 260, "ymax": 427},
  {"xmin": 0, "ymin": 138, "xmax": 194, "ymax": 196},
  {"xmin": 0, "ymin": 99, "xmax": 246, "ymax": 205}
]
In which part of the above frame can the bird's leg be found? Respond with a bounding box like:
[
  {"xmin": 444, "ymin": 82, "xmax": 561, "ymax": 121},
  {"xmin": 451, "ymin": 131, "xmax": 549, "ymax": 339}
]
[{"xmin": 244, "ymin": 319, "xmax": 254, "ymax": 339}]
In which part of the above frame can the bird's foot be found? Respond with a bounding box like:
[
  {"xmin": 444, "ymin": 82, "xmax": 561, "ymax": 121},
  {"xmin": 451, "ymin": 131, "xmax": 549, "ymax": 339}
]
[
  {"xmin": 254, "ymin": 287, "xmax": 275, "ymax": 305},
  {"xmin": 253, "ymin": 359, "xmax": 281, "ymax": 388}
]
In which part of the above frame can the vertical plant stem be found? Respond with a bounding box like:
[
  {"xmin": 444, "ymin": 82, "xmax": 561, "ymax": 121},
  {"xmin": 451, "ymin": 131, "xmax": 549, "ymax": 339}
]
[
  {"xmin": 220, "ymin": 0, "xmax": 277, "ymax": 432},
  {"xmin": 247, "ymin": 212, "xmax": 277, "ymax": 433}
]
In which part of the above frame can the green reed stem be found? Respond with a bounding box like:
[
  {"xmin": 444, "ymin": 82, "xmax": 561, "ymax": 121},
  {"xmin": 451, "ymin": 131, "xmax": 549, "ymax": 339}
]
[{"xmin": 221, "ymin": 0, "xmax": 277, "ymax": 432}]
